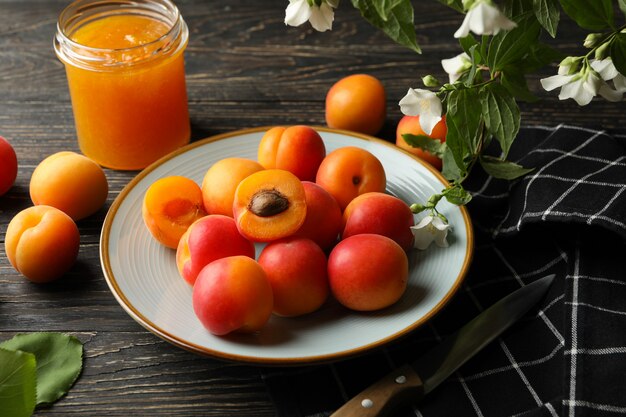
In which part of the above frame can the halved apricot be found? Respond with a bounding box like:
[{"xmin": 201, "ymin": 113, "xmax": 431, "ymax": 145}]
[
  {"xmin": 233, "ymin": 169, "xmax": 306, "ymax": 242},
  {"xmin": 142, "ymin": 176, "xmax": 207, "ymax": 248}
]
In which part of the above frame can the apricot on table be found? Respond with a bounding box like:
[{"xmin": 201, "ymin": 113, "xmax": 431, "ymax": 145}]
[
  {"xmin": 0, "ymin": 135, "xmax": 18, "ymax": 196},
  {"xmin": 396, "ymin": 115, "xmax": 447, "ymax": 170},
  {"xmin": 233, "ymin": 169, "xmax": 306, "ymax": 242},
  {"xmin": 292, "ymin": 181, "xmax": 342, "ymax": 251},
  {"xmin": 142, "ymin": 175, "xmax": 207, "ymax": 249},
  {"xmin": 325, "ymin": 74, "xmax": 387, "ymax": 136},
  {"xmin": 257, "ymin": 126, "xmax": 326, "ymax": 182},
  {"xmin": 328, "ymin": 234, "xmax": 408, "ymax": 311},
  {"xmin": 29, "ymin": 151, "xmax": 108, "ymax": 221},
  {"xmin": 258, "ymin": 237, "xmax": 328, "ymax": 317},
  {"xmin": 176, "ymin": 214, "xmax": 255, "ymax": 286},
  {"xmin": 201, "ymin": 157, "xmax": 263, "ymax": 217},
  {"xmin": 342, "ymin": 192, "xmax": 415, "ymax": 252},
  {"xmin": 192, "ymin": 256, "xmax": 273, "ymax": 336},
  {"xmin": 315, "ymin": 146, "xmax": 386, "ymax": 210},
  {"xmin": 4, "ymin": 205, "xmax": 80, "ymax": 283}
]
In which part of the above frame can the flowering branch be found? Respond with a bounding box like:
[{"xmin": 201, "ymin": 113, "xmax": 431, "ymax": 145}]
[{"xmin": 283, "ymin": 0, "xmax": 625, "ymax": 249}]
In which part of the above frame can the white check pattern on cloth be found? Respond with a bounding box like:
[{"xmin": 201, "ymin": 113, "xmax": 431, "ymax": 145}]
[{"xmin": 263, "ymin": 125, "xmax": 626, "ymax": 417}]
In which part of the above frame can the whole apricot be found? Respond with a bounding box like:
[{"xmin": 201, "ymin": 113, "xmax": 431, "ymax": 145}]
[
  {"xmin": 257, "ymin": 126, "xmax": 326, "ymax": 182},
  {"xmin": 342, "ymin": 192, "xmax": 415, "ymax": 252},
  {"xmin": 30, "ymin": 151, "xmax": 108, "ymax": 221},
  {"xmin": 396, "ymin": 115, "xmax": 447, "ymax": 170},
  {"xmin": 325, "ymin": 74, "xmax": 386, "ymax": 136},
  {"xmin": 328, "ymin": 234, "xmax": 408, "ymax": 311},
  {"xmin": 4, "ymin": 205, "xmax": 80, "ymax": 283},
  {"xmin": 201, "ymin": 158, "xmax": 264, "ymax": 217},
  {"xmin": 258, "ymin": 237, "xmax": 329, "ymax": 317},
  {"xmin": 315, "ymin": 146, "xmax": 386, "ymax": 210},
  {"xmin": 193, "ymin": 256, "xmax": 273, "ymax": 335},
  {"xmin": 233, "ymin": 169, "xmax": 307, "ymax": 242},
  {"xmin": 292, "ymin": 181, "xmax": 342, "ymax": 250},
  {"xmin": 176, "ymin": 214, "xmax": 255, "ymax": 286},
  {"xmin": 142, "ymin": 175, "xmax": 207, "ymax": 249},
  {"xmin": 0, "ymin": 136, "xmax": 18, "ymax": 196}
]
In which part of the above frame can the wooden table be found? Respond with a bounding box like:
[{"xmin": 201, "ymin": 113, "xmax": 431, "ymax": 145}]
[{"xmin": 1, "ymin": 1, "xmax": 624, "ymax": 415}]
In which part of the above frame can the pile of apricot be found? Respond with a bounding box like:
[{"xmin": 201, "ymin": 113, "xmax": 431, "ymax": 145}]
[{"xmin": 142, "ymin": 125, "xmax": 417, "ymax": 336}]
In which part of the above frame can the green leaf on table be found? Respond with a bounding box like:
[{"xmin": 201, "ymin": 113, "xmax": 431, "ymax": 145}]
[
  {"xmin": 436, "ymin": 0, "xmax": 464, "ymax": 13},
  {"xmin": 351, "ymin": 0, "xmax": 421, "ymax": 53},
  {"xmin": 479, "ymin": 83, "xmax": 520, "ymax": 158},
  {"xmin": 443, "ymin": 184, "xmax": 473, "ymax": 205},
  {"xmin": 558, "ymin": 0, "xmax": 614, "ymax": 31},
  {"xmin": 532, "ymin": 0, "xmax": 560, "ymax": 37},
  {"xmin": 0, "ymin": 333, "xmax": 83, "ymax": 405},
  {"xmin": 402, "ymin": 133, "xmax": 447, "ymax": 158},
  {"xmin": 610, "ymin": 33, "xmax": 626, "ymax": 77},
  {"xmin": 0, "ymin": 348, "xmax": 37, "ymax": 417},
  {"xmin": 479, "ymin": 155, "xmax": 534, "ymax": 179},
  {"xmin": 487, "ymin": 16, "xmax": 541, "ymax": 71}
]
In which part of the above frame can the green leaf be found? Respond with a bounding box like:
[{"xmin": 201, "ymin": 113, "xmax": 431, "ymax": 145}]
[
  {"xmin": 402, "ymin": 133, "xmax": 447, "ymax": 157},
  {"xmin": 459, "ymin": 34, "xmax": 479, "ymax": 56},
  {"xmin": 520, "ymin": 42, "xmax": 564, "ymax": 72},
  {"xmin": 502, "ymin": 0, "xmax": 534, "ymax": 19},
  {"xmin": 479, "ymin": 155, "xmax": 534, "ymax": 179},
  {"xmin": 0, "ymin": 348, "xmax": 37, "ymax": 417},
  {"xmin": 558, "ymin": 0, "xmax": 614, "ymax": 30},
  {"xmin": 464, "ymin": 44, "xmax": 482, "ymax": 87},
  {"xmin": 500, "ymin": 67, "xmax": 539, "ymax": 102},
  {"xmin": 487, "ymin": 17, "xmax": 541, "ymax": 71},
  {"xmin": 373, "ymin": 0, "xmax": 405, "ymax": 20},
  {"xmin": 532, "ymin": 0, "xmax": 560, "ymax": 37},
  {"xmin": 620, "ymin": 0, "xmax": 626, "ymax": 16},
  {"xmin": 443, "ymin": 184, "xmax": 472, "ymax": 205},
  {"xmin": 441, "ymin": 147, "xmax": 463, "ymax": 181},
  {"xmin": 479, "ymin": 83, "xmax": 520, "ymax": 158},
  {"xmin": 1, "ymin": 333, "xmax": 83, "ymax": 405},
  {"xmin": 436, "ymin": 0, "xmax": 464, "ymax": 13},
  {"xmin": 610, "ymin": 33, "xmax": 626, "ymax": 77},
  {"xmin": 447, "ymin": 88, "xmax": 483, "ymax": 155},
  {"xmin": 351, "ymin": 0, "xmax": 421, "ymax": 53}
]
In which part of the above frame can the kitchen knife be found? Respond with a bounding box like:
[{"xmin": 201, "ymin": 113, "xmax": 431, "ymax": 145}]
[{"xmin": 330, "ymin": 274, "xmax": 555, "ymax": 417}]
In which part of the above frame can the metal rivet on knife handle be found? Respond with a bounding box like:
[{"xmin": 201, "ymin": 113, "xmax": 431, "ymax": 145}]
[{"xmin": 329, "ymin": 364, "xmax": 424, "ymax": 417}]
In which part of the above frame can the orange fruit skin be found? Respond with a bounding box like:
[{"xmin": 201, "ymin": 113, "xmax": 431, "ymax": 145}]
[
  {"xmin": 325, "ymin": 74, "xmax": 387, "ymax": 136},
  {"xmin": 395, "ymin": 115, "xmax": 447, "ymax": 170}
]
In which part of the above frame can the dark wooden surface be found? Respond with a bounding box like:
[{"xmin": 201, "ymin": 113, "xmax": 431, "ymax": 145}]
[{"xmin": 0, "ymin": 1, "xmax": 624, "ymax": 415}]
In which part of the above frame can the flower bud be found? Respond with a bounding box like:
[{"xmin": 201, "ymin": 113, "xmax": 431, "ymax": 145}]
[
  {"xmin": 583, "ymin": 33, "xmax": 603, "ymax": 48},
  {"xmin": 422, "ymin": 75, "xmax": 440, "ymax": 87},
  {"xmin": 595, "ymin": 42, "xmax": 610, "ymax": 60}
]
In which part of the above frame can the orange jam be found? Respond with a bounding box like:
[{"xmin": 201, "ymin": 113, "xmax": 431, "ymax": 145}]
[{"xmin": 55, "ymin": 2, "xmax": 190, "ymax": 170}]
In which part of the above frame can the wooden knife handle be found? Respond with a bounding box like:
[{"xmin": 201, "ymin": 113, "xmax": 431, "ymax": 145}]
[{"xmin": 330, "ymin": 363, "xmax": 424, "ymax": 417}]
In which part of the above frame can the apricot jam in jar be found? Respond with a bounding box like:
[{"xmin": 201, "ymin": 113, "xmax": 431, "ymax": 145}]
[{"xmin": 54, "ymin": 0, "xmax": 190, "ymax": 170}]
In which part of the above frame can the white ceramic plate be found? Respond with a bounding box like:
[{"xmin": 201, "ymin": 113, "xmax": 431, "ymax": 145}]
[{"xmin": 100, "ymin": 127, "xmax": 473, "ymax": 364}]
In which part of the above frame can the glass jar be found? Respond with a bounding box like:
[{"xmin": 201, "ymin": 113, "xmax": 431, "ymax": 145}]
[{"xmin": 54, "ymin": 0, "xmax": 191, "ymax": 170}]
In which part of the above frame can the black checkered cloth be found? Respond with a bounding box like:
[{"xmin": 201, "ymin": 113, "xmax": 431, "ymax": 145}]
[{"xmin": 262, "ymin": 124, "xmax": 626, "ymax": 417}]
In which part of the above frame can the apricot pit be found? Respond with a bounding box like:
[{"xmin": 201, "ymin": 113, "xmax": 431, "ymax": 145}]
[{"xmin": 233, "ymin": 169, "xmax": 306, "ymax": 242}]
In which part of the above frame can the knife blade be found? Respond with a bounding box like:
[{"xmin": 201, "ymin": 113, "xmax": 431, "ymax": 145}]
[{"xmin": 330, "ymin": 274, "xmax": 555, "ymax": 417}]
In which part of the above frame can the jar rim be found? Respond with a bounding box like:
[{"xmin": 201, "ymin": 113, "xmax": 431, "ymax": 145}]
[{"xmin": 54, "ymin": 0, "xmax": 188, "ymax": 70}]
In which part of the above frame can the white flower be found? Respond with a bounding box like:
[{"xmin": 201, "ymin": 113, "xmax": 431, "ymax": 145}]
[
  {"xmin": 411, "ymin": 215, "xmax": 451, "ymax": 250},
  {"xmin": 590, "ymin": 58, "xmax": 626, "ymax": 94},
  {"xmin": 454, "ymin": 0, "xmax": 517, "ymax": 38},
  {"xmin": 540, "ymin": 64, "xmax": 623, "ymax": 105},
  {"xmin": 441, "ymin": 52, "xmax": 472, "ymax": 83},
  {"xmin": 398, "ymin": 88, "xmax": 442, "ymax": 135},
  {"xmin": 285, "ymin": 0, "xmax": 336, "ymax": 32}
]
